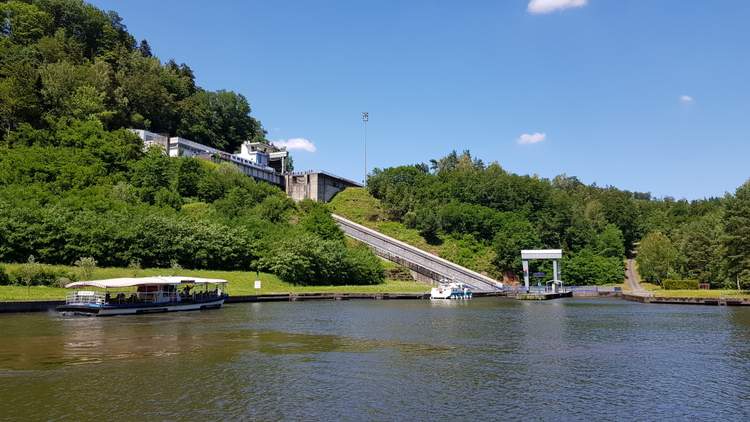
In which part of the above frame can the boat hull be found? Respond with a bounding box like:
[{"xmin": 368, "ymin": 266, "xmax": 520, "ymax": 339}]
[{"xmin": 57, "ymin": 298, "xmax": 225, "ymax": 316}]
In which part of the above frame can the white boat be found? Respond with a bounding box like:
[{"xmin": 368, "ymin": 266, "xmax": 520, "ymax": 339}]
[
  {"xmin": 430, "ymin": 282, "xmax": 473, "ymax": 300},
  {"xmin": 57, "ymin": 276, "xmax": 228, "ymax": 316}
]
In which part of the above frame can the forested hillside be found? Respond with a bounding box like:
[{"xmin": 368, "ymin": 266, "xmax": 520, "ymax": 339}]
[
  {"xmin": 0, "ymin": 0, "xmax": 384, "ymax": 286},
  {"xmin": 0, "ymin": 0, "xmax": 263, "ymax": 151},
  {"xmin": 364, "ymin": 151, "xmax": 749, "ymax": 288}
]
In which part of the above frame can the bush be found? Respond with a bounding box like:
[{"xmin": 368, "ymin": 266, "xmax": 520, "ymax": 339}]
[
  {"xmin": 298, "ymin": 200, "xmax": 344, "ymax": 241},
  {"xmin": 260, "ymin": 234, "xmax": 384, "ymax": 285},
  {"xmin": 562, "ymin": 250, "xmax": 625, "ymax": 286},
  {"xmin": 0, "ymin": 265, "xmax": 11, "ymax": 285},
  {"xmin": 11, "ymin": 265, "xmax": 78, "ymax": 287},
  {"xmin": 74, "ymin": 256, "xmax": 97, "ymax": 280},
  {"xmin": 662, "ymin": 279, "xmax": 699, "ymax": 290}
]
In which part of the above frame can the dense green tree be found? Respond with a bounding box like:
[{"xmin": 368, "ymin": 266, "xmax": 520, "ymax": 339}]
[
  {"xmin": 0, "ymin": 1, "xmax": 53, "ymax": 44},
  {"xmin": 563, "ymin": 249, "xmax": 624, "ymax": 285},
  {"xmin": 260, "ymin": 233, "xmax": 383, "ymax": 285},
  {"xmin": 175, "ymin": 157, "xmax": 202, "ymax": 197},
  {"xmin": 130, "ymin": 147, "xmax": 174, "ymax": 203},
  {"xmin": 299, "ymin": 200, "xmax": 344, "ymax": 241},
  {"xmin": 637, "ymin": 231, "xmax": 679, "ymax": 284},
  {"xmin": 492, "ymin": 216, "xmax": 541, "ymax": 275},
  {"xmin": 675, "ymin": 212, "xmax": 723, "ymax": 287},
  {"xmin": 415, "ymin": 208, "xmax": 441, "ymax": 243},
  {"xmin": 596, "ymin": 224, "xmax": 625, "ymax": 258},
  {"xmin": 176, "ymin": 90, "xmax": 264, "ymax": 152},
  {"xmin": 723, "ymin": 181, "xmax": 750, "ymax": 288}
]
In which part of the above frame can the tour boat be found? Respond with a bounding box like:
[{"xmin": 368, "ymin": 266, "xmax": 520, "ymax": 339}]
[
  {"xmin": 430, "ymin": 282, "xmax": 473, "ymax": 300},
  {"xmin": 57, "ymin": 276, "xmax": 228, "ymax": 316}
]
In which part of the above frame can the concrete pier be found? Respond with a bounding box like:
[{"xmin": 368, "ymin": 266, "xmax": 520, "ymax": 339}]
[{"xmin": 514, "ymin": 291, "xmax": 573, "ymax": 301}]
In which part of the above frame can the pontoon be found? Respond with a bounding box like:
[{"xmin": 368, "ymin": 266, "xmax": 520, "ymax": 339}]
[{"xmin": 57, "ymin": 276, "xmax": 228, "ymax": 316}]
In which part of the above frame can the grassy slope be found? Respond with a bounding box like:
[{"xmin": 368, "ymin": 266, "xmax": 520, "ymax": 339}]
[
  {"xmin": 328, "ymin": 188, "xmax": 498, "ymax": 278},
  {"xmin": 0, "ymin": 264, "xmax": 430, "ymax": 301}
]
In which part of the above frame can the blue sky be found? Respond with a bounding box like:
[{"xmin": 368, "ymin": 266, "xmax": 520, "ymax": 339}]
[{"xmin": 91, "ymin": 0, "xmax": 750, "ymax": 199}]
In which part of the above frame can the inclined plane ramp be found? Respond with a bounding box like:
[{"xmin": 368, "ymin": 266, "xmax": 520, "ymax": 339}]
[{"xmin": 332, "ymin": 214, "xmax": 503, "ymax": 292}]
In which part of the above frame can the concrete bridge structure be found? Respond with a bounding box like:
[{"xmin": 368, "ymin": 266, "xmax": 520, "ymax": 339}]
[{"xmin": 333, "ymin": 214, "xmax": 503, "ymax": 292}]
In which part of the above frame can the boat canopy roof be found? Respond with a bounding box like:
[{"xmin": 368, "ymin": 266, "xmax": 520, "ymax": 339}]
[{"xmin": 65, "ymin": 276, "xmax": 228, "ymax": 289}]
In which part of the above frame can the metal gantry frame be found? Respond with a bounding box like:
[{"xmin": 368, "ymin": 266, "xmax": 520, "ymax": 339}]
[{"xmin": 521, "ymin": 249, "xmax": 563, "ymax": 293}]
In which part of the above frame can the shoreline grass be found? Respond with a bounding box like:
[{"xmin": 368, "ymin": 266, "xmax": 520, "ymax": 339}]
[
  {"xmin": 637, "ymin": 282, "xmax": 750, "ymax": 299},
  {"xmin": 0, "ymin": 263, "xmax": 431, "ymax": 302}
]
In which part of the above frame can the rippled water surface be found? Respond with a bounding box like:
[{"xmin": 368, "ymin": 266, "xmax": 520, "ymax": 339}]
[{"xmin": 2, "ymin": 298, "xmax": 750, "ymax": 421}]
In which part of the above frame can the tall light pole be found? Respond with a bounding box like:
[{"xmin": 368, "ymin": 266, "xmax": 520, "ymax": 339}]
[{"xmin": 362, "ymin": 111, "xmax": 368, "ymax": 186}]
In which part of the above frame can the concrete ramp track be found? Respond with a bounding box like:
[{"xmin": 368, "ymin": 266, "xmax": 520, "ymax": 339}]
[{"xmin": 332, "ymin": 214, "xmax": 503, "ymax": 292}]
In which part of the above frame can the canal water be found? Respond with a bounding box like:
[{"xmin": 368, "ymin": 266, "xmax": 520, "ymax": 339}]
[{"xmin": 1, "ymin": 298, "xmax": 750, "ymax": 421}]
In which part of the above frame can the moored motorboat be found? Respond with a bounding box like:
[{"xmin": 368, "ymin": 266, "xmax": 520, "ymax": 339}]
[
  {"xmin": 430, "ymin": 282, "xmax": 473, "ymax": 300},
  {"xmin": 57, "ymin": 276, "xmax": 228, "ymax": 316}
]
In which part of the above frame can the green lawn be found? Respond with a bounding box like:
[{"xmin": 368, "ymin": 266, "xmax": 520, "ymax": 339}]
[
  {"xmin": 329, "ymin": 188, "xmax": 499, "ymax": 278},
  {"xmin": 0, "ymin": 263, "xmax": 431, "ymax": 302},
  {"xmin": 638, "ymin": 282, "xmax": 750, "ymax": 298}
]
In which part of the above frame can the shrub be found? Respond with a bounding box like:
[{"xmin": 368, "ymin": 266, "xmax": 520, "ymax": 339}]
[
  {"xmin": 74, "ymin": 256, "xmax": 97, "ymax": 280},
  {"xmin": 56, "ymin": 277, "xmax": 72, "ymax": 288},
  {"xmin": 12, "ymin": 266, "xmax": 77, "ymax": 287},
  {"xmin": 260, "ymin": 234, "xmax": 384, "ymax": 285},
  {"xmin": 662, "ymin": 279, "xmax": 699, "ymax": 290},
  {"xmin": 298, "ymin": 200, "xmax": 344, "ymax": 241},
  {"xmin": 562, "ymin": 250, "xmax": 625, "ymax": 286},
  {"xmin": 0, "ymin": 265, "xmax": 11, "ymax": 285}
]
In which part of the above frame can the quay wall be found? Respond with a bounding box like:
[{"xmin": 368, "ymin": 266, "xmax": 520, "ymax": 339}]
[
  {"xmin": 0, "ymin": 291, "xmax": 508, "ymax": 314},
  {"xmin": 622, "ymin": 294, "xmax": 750, "ymax": 306}
]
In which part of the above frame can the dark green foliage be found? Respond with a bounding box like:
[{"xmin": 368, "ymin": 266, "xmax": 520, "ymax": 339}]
[
  {"xmin": 8, "ymin": 265, "xmax": 77, "ymax": 287},
  {"xmin": 176, "ymin": 90, "xmax": 265, "ymax": 152},
  {"xmin": 0, "ymin": 0, "xmax": 385, "ymax": 286},
  {"xmin": 675, "ymin": 212, "xmax": 723, "ymax": 287},
  {"xmin": 299, "ymin": 200, "xmax": 344, "ymax": 241},
  {"xmin": 260, "ymin": 234, "xmax": 384, "ymax": 286},
  {"xmin": 438, "ymin": 202, "xmax": 501, "ymax": 241},
  {"xmin": 0, "ymin": 265, "xmax": 10, "ymax": 285},
  {"xmin": 662, "ymin": 279, "xmax": 700, "ymax": 290},
  {"xmin": 492, "ymin": 216, "xmax": 541, "ymax": 274},
  {"xmin": 154, "ymin": 188, "xmax": 182, "ymax": 210},
  {"xmin": 723, "ymin": 181, "xmax": 750, "ymax": 288},
  {"xmin": 130, "ymin": 147, "xmax": 174, "ymax": 203},
  {"xmin": 176, "ymin": 157, "xmax": 202, "ymax": 197},
  {"xmin": 256, "ymin": 195, "xmax": 294, "ymax": 223},
  {"xmin": 0, "ymin": 0, "xmax": 264, "ymax": 148},
  {"xmin": 637, "ymin": 231, "xmax": 679, "ymax": 284},
  {"xmin": 415, "ymin": 208, "xmax": 441, "ymax": 244},
  {"xmin": 596, "ymin": 224, "xmax": 626, "ymax": 258},
  {"xmin": 562, "ymin": 250, "xmax": 624, "ymax": 285},
  {"xmin": 367, "ymin": 149, "xmax": 737, "ymax": 285}
]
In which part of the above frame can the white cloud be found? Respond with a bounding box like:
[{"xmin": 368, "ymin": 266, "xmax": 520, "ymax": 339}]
[
  {"xmin": 528, "ymin": 0, "xmax": 588, "ymax": 14},
  {"xmin": 517, "ymin": 132, "xmax": 547, "ymax": 145},
  {"xmin": 679, "ymin": 95, "xmax": 695, "ymax": 104},
  {"xmin": 273, "ymin": 138, "xmax": 317, "ymax": 152}
]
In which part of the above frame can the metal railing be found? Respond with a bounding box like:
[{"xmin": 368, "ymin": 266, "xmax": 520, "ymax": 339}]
[
  {"xmin": 66, "ymin": 292, "xmax": 106, "ymax": 305},
  {"xmin": 333, "ymin": 214, "xmax": 503, "ymax": 292},
  {"xmin": 66, "ymin": 290, "xmax": 224, "ymax": 306}
]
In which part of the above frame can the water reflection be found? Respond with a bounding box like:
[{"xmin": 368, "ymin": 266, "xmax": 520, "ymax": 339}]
[{"xmin": 1, "ymin": 299, "xmax": 750, "ymax": 420}]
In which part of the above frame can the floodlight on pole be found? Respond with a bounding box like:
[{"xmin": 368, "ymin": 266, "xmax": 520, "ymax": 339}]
[{"xmin": 362, "ymin": 112, "xmax": 368, "ymax": 186}]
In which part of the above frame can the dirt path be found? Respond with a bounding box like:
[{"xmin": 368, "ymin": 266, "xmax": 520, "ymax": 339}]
[{"xmin": 625, "ymin": 259, "xmax": 652, "ymax": 296}]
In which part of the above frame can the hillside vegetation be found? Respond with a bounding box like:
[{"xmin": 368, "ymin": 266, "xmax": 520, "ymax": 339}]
[
  {"xmin": 0, "ymin": 0, "xmax": 385, "ymax": 287},
  {"xmin": 0, "ymin": 263, "xmax": 429, "ymax": 301},
  {"xmin": 346, "ymin": 150, "xmax": 749, "ymax": 288},
  {"xmin": 329, "ymin": 188, "xmax": 498, "ymax": 278}
]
